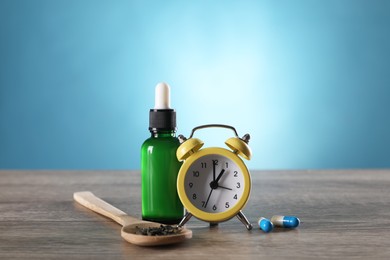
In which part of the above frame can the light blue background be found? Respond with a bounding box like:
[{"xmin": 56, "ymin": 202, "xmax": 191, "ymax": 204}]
[{"xmin": 1, "ymin": 0, "xmax": 389, "ymax": 170}]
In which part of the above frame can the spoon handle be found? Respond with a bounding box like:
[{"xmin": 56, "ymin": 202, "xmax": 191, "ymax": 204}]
[{"xmin": 74, "ymin": 191, "xmax": 138, "ymax": 226}]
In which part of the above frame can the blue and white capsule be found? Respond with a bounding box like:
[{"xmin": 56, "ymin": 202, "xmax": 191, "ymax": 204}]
[
  {"xmin": 271, "ymin": 215, "xmax": 300, "ymax": 228},
  {"xmin": 258, "ymin": 217, "xmax": 274, "ymax": 233}
]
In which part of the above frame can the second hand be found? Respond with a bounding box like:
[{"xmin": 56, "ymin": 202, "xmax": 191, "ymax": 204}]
[{"xmin": 204, "ymin": 188, "xmax": 213, "ymax": 208}]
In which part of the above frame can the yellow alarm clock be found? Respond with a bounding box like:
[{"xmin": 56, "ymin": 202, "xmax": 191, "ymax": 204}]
[{"xmin": 176, "ymin": 124, "xmax": 253, "ymax": 230}]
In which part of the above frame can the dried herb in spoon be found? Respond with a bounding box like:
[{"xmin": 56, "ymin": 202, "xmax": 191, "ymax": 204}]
[{"xmin": 135, "ymin": 225, "xmax": 181, "ymax": 236}]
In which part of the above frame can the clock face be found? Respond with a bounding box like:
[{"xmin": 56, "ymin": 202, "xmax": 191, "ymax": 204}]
[{"xmin": 184, "ymin": 153, "xmax": 246, "ymax": 214}]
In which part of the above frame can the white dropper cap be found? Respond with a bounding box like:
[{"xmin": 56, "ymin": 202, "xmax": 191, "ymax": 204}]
[{"xmin": 154, "ymin": 82, "xmax": 171, "ymax": 109}]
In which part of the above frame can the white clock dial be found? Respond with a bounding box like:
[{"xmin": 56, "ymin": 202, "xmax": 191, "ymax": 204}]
[{"xmin": 184, "ymin": 154, "xmax": 245, "ymax": 213}]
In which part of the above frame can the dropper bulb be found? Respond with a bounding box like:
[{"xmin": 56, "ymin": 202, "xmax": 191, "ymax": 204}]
[{"xmin": 154, "ymin": 82, "xmax": 171, "ymax": 109}]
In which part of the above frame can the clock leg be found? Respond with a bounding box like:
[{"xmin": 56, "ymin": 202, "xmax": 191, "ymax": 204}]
[
  {"xmin": 236, "ymin": 210, "xmax": 253, "ymax": 230},
  {"xmin": 177, "ymin": 212, "xmax": 192, "ymax": 228},
  {"xmin": 210, "ymin": 222, "xmax": 219, "ymax": 228}
]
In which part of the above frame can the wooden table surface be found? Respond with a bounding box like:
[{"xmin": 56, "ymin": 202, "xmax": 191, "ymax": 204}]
[{"xmin": 1, "ymin": 170, "xmax": 390, "ymax": 259}]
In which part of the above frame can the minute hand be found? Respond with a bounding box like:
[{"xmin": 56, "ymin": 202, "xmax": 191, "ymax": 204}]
[
  {"xmin": 213, "ymin": 161, "xmax": 216, "ymax": 182},
  {"xmin": 215, "ymin": 169, "xmax": 226, "ymax": 184}
]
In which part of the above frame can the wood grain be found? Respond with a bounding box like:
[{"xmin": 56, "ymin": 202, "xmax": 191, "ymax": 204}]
[{"xmin": 1, "ymin": 170, "xmax": 390, "ymax": 259}]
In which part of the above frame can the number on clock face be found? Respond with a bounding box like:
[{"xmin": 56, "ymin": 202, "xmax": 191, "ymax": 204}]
[{"xmin": 184, "ymin": 154, "xmax": 245, "ymax": 213}]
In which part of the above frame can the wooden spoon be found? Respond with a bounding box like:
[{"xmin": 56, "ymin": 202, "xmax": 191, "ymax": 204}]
[{"xmin": 73, "ymin": 191, "xmax": 192, "ymax": 246}]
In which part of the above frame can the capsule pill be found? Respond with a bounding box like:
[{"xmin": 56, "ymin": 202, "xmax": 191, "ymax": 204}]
[
  {"xmin": 271, "ymin": 215, "xmax": 300, "ymax": 228},
  {"xmin": 258, "ymin": 217, "xmax": 274, "ymax": 233}
]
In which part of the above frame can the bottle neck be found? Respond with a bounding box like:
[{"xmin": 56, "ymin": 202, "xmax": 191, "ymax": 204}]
[{"xmin": 150, "ymin": 130, "xmax": 176, "ymax": 138}]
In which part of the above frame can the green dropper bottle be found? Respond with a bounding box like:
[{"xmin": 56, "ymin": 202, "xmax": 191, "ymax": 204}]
[{"xmin": 141, "ymin": 82, "xmax": 183, "ymax": 224}]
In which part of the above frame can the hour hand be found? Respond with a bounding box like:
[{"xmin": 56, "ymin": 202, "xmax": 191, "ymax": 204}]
[{"xmin": 215, "ymin": 169, "xmax": 226, "ymax": 184}]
